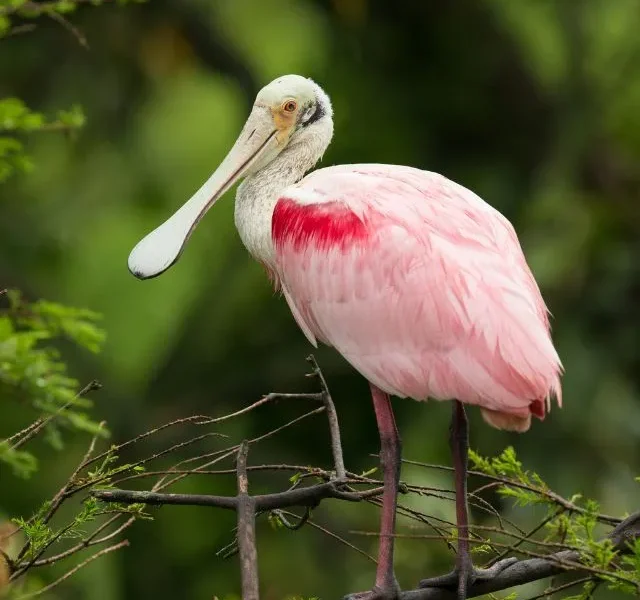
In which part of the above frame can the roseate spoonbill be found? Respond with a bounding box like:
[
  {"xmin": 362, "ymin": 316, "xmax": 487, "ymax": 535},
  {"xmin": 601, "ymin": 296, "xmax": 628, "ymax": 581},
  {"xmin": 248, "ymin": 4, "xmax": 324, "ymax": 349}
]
[{"xmin": 128, "ymin": 75, "xmax": 562, "ymax": 600}]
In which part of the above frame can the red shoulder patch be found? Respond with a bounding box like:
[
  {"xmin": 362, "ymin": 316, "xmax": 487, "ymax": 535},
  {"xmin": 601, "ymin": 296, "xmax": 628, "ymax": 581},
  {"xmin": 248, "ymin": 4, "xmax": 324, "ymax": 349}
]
[{"xmin": 272, "ymin": 198, "xmax": 368, "ymax": 252}]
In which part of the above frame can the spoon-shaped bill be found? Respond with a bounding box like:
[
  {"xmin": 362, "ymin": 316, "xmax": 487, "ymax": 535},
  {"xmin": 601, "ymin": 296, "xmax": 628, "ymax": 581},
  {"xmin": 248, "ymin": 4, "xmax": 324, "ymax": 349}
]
[{"xmin": 128, "ymin": 109, "xmax": 278, "ymax": 279}]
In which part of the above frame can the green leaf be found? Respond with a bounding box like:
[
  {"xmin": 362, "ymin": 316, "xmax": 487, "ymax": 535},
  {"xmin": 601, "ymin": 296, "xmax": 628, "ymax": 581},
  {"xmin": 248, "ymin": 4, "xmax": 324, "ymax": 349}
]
[
  {"xmin": 0, "ymin": 290, "xmax": 108, "ymax": 475},
  {"xmin": 57, "ymin": 104, "xmax": 85, "ymax": 128},
  {"xmin": 0, "ymin": 441, "xmax": 38, "ymax": 478},
  {"xmin": 0, "ymin": 15, "xmax": 11, "ymax": 37}
]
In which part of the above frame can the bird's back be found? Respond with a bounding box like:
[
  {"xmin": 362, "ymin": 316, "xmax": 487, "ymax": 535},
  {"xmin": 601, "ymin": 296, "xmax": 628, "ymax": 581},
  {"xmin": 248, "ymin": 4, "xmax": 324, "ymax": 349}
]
[{"xmin": 271, "ymin": 164, "xmax": 562, "ymax": 431}]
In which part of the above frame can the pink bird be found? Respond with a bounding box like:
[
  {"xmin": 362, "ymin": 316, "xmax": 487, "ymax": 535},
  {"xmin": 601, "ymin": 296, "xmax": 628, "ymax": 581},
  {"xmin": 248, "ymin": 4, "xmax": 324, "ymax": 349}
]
[{"xmin": 129, "ymin": 75, "xmax": 562, "ymax": 600}]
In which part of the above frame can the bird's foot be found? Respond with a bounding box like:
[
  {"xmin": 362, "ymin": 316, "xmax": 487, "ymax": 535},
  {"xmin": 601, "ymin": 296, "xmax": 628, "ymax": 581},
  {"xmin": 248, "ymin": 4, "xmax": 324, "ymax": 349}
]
[
  {"xmin": 342, "ymin": 577, "xmax": 400, "ymax": 600},
  {"xmin": 343, "ymin": 584, "xmax": 399, "ymax": 600},
  {"xmin": 418, "ymin": 557, "xmax": 518, "ymax": 598}
]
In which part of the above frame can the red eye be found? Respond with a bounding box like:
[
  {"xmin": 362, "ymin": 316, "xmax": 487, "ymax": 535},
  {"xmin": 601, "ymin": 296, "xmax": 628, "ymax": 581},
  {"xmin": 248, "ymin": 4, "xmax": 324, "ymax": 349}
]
[{"xmin": 282, "ymin": 100, "xmax": 297, "ymax": 113}]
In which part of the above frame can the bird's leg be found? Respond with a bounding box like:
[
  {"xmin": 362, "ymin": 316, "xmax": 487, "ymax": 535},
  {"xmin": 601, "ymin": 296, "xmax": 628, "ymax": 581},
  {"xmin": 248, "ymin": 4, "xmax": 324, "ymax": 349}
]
[
  {"xmin": 344, "ymin": 384, "xmax": 401, "ymax": 600},
  {"xmin": 371, "ymin": 385, "xmax": 402, "ymax": 595},
  {"xmin": 419, "ymin": 400, "xmax": 516, "ymax": 598},
  {"xmin": 451, "ymin": 399, "xmax": 472, "ymax": 600}
]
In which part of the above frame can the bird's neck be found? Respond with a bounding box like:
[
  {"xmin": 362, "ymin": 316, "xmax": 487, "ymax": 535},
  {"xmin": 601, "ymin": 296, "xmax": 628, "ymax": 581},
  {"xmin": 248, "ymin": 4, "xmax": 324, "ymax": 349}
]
[{"xmin": 234, "ymin": 138, "xmax": 325, "ymax": 264}]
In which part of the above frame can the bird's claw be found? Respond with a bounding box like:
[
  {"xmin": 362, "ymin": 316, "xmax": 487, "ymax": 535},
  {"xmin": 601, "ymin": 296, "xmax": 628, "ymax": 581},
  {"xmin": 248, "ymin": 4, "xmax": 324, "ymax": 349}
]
[
  {"xmin": 343, "ymin": 585, "xmax": 399, "ymax": 600},
  {"xmin": 418, "ymin": 557, "xmax": 519, "ymax": 590},
  {"xmin": 473, "ymin": 557, "xmax": 519, "ymax": 581}
]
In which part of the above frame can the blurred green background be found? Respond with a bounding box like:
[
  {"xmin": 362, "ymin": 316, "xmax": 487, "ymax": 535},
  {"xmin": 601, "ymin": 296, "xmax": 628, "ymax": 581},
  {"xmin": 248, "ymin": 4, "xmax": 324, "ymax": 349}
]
[{"xmin": 2, "ymin": 0, "xmax": 640, "ymax": 598}]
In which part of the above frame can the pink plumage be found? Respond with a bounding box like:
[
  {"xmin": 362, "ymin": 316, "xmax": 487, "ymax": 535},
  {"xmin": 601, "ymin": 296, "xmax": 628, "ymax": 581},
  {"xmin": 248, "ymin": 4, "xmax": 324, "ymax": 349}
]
[
  {"xmin": 128, "ymin": 75, "xmax": 566, "ymax": 597},
  {"xmin": 272, "ymin": 164, "xmax": 562, "ymax": 432}
]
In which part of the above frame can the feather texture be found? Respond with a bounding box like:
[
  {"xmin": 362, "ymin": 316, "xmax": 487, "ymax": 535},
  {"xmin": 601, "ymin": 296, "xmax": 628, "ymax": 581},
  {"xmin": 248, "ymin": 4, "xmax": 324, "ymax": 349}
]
[{"xmin": 272, "ymin": 164, "xmax": 562, "ymax": 431}]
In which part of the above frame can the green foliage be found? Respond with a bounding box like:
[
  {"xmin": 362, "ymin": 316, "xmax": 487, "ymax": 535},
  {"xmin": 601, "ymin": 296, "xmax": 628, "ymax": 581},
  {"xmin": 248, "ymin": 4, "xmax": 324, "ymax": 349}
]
[
  {"xmin": 8, "ymin": 290, "xmax": 105, "ymax": 353},
  {"xmin": 5, "ymin": 441, "xmax": 150, "ymax": 597},
  {"xmin": 0, "ymin": 0, "xmax": 148, "ymax": 597},
  {"xmin": 469, "ymin": 446, "xmax": 549, "ymax": 506},
  {"xmin": 1, "ymin": 0, "xmax": 640, "ymax": 597},
  {"xmin": 0, "ymin": 289, "xmax": 107, "ymax": 477},
  {"xmin": 472, "ymin": 447, "xmax": 640, "ymax": 597},
  {"xmin": 470, "ymin": 542, "xmax": 493, "ymax": 556},
  {"xmin": 0, "ymin": 444, "xmax": 37, "ymax": 478},
  {"xmin": 0, "ymin": 0, "xmax": 146, "ymax": 181},
  {"xmin": 0, "ymin": 0, "xmax": 146, "ymax": 26},
  {"xmin": 12, "ymin": 493, "xmax": 144, "ymax": 567},
  {"xmin": 0, "ymin": 135, "xmax": 31, "ymax": 181},
  {"xmin": 11, "ymin": 514, "xmax": 55, "ymax": 563},
  {"xmin": 79, "ymin": 445, "xmax": 154, "ymax": 500},
  {"xmin": 0, "ymin": 98, "xmax": 85, "ymax": 181}
]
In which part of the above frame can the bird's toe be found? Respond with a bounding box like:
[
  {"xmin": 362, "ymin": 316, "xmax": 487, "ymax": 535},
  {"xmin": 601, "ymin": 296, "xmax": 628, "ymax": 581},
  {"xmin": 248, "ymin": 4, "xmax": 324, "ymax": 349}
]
[
  {"xmin": 473, "ymin": 557, "xmax": 519, "ymax": 581},
  {"xmin": 418, "ymin": 558, "xmax": 519, "ymax": 591},
  {"xmin": 343, "ymin": 584, "xmax": 399, "ymax": 600}
]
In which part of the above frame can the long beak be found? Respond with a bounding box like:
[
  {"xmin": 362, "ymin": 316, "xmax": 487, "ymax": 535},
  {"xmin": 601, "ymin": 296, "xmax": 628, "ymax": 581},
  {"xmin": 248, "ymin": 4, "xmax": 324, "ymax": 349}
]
[{"xmin": 128, "ymin": 108, "xmax": 278, "ymax": 279}]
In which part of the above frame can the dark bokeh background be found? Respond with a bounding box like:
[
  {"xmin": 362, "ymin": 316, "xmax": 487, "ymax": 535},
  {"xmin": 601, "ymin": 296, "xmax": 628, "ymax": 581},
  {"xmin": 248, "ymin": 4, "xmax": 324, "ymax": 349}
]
[{"xmin": 2, "ymin": 0, "xmax": 640, "ymax": 598}]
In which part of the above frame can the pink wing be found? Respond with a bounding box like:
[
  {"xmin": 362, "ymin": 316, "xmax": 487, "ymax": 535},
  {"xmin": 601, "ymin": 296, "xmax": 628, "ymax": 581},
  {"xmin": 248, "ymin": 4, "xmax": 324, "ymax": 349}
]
[{"xmin": 271, "ymin": 164, "xmax": 562, "ymax": 430}]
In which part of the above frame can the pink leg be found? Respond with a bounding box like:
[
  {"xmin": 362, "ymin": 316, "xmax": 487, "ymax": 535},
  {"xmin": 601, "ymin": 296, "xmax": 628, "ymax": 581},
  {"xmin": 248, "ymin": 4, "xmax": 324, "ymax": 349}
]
[
  {"xmin": 371, "ymin": 384, "xmax": 401, "ymax": 593},
  {"xmin": 451, "ymin": 400, "xmax": 472, "ymax": 600},
  {"xmin": 419, "ymin": 401, "xmax": 517, "ymax": 598},
  {"xmin": 345, "ymin": 384, "xmax": 401, "ymax": 599},
  {"xmin": 417, "ymin": 400, "xmax": 472, "ymax": 599}
]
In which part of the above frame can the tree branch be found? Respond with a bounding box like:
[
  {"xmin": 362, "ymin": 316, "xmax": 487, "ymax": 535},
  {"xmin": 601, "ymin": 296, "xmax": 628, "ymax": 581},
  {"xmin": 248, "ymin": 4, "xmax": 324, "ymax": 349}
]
[
  {"xmin": 409, "ymin": 510, "xmax": 640, "ymax": 599},
  {"xmin": 84, "ymin": 359, "xmax": 640, "ymax": 600},
  {"xmin": 92, "ymin": 480, "xmax": 379, "ymax": 511},
  {"xmin": 236, "ymin": 441, "xmax": 259, "ymax": 600},
  {"xmin": 306, "ymin": 354, "xmax": 346, "ymax": 480}
]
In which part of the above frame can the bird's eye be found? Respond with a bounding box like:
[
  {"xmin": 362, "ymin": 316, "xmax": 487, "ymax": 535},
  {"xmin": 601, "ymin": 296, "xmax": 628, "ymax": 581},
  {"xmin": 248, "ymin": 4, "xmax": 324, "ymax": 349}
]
[{"xmin": 282, "ymin": 100, "xmax": 298, "ymax": 113}]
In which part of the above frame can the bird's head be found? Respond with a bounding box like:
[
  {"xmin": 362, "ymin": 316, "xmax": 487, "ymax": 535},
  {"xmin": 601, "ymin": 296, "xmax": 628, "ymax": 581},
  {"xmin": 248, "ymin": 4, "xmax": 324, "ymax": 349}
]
[
  {"xmin": 128, "ymin": 74, "xmax": 333, "ymax": 280},
  {"xmin": 252, "ymin": 74, "xmax": 333, "ymax": 160}
]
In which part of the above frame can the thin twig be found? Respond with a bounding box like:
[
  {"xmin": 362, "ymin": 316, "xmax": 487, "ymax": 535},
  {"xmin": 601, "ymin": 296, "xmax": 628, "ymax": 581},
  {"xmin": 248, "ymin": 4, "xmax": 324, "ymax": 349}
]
[
  {"xmin": 279, "ymin": 510, "xmax": 377, "ymax": 564},
  {"xmin": 307, "ymin": 354, "xmax": 346, "ymax": 479},
  {"xmin": 525, "ymin": 576, "xmax": 593, "ymax": 600},
  {"xmin": 0, "ymin": 0, "xmax": 111, "ymax": 16},
  {"xmin": 487, "ymin": 507, "xmax": 565, "ymax": 567},
  {"xmin": 83, "ymin": 414, "xmax": 220, "ymax": 470},
  {"xmin": 14, "ymin": 541, "xmax": 128, "ymax": 600},
  {"xmin": 3, "ymin": 23, "xmax": 37, "ymax": 37},
  {"xmin": 272, "ymin": 507, "xmax": 312, "ymax": 531},
  {"xmin": 15, "ymin": 419, "xmax": 106, "ymax": 563},
  {"xmin": 40, "ymin": 4, "xmax": 88, "ymax": 47},
  {"xmin": 151, "ymin": 407, "xmax": 325, "ymax": 492},
  {"xmin": 400, "ymin": 458, "xmax": 621, "ymax": 525},
  {"xmin": 7, "ymin": 380, "xmax": 101, "ymax": 450},
  {"xmin": 23, "ymin": 515, "xmax": 135, "ymax": 568}
]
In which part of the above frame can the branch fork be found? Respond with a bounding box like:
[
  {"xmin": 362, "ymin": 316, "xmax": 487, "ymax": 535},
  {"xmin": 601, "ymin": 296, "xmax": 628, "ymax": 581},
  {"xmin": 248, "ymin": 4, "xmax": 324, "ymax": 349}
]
[
  {"xmin": 93, "ymin": 355, "xmax": 355, "ymax": 600},
  {"xmin": 90, "ymin": 358, "xmax": 640, "ymax": 600}
]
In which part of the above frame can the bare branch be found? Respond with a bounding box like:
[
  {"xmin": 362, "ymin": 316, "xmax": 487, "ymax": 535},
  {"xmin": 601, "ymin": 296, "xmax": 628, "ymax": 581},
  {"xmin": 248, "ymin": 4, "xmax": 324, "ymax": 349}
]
[
  {"xmin": 279, "ymin": 510, "xmax": 377, "ymax": 564},
  {"xmin": 306, "ymin": 354, "xmax": 346, "ymax": 479},
  {"xmin": 5, "ymin": 380, "xmax": 101, "ymax": 451},
  {"xmin": 13, "ymin": 541, "xmax": 129, "ymax": 600},
  {"xmin": 236, "ymin": 442, "xmax": 259, "ymax": 600},
  {"xmin": 93, "ymin": 480, "xmax": 379, "ymax": 511},
  {"xmin": 12, "ymin": 358, "xmax": 636, "ymax": 600},
  {"xmin": 15, "ymin": 419, "xmax": 107, "ymax": 565},
  {"xmin": 410, "ymin": 510, "xmax": 640, "ymax": 599},
  {"xmin": 486, "ymin": 507, "xmax": 565, "ymax": 567},
  {"xmin": 400, "ymin": 458, "xmax": 622, "ymax": 525},
  {"xmin": 525, "ymin": 576, "xmax": 593, "ymax": 600},
  {"xmin": 22, "ymin": 515, "xmax": 135, "ymax": 568}
]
